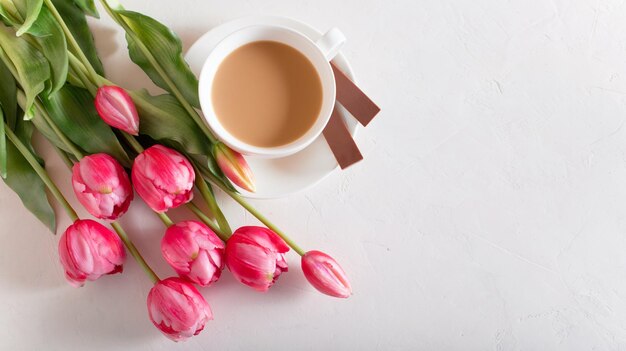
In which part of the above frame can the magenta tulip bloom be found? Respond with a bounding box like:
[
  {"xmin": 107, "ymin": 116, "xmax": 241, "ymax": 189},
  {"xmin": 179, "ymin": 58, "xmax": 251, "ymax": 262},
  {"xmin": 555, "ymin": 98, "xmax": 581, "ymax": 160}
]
[
  {"xmin": 147, "ymin": 277, "xmax": 213, "ymax": 342},
  {"xmin": 161, "ymin": 221, "xmax": 225, "ymax": 287},
  {"xmin": 72, "ymin": 153, "xmax": 133, "ymax": 220},
  {"xmin": 58, "ymin": 219, "xmax": 125, "ymax": 287},
  {"xmin": 302, "ymin": 250, "xmax": 352, "ymax": 298},
  {"xmin": 214, "ymin": 142, "xmax": 255, "ymax": 192},
  {"xmin": 131, "ymin": 145, "xmax": 195, "ymax": 212},
  {"xmin": 225, "ymin": 226, "xmax": 289, "ymax": 292},
  {"xmin": 95, "ymin": 85, "xmax": 140, "ymax": 135}
]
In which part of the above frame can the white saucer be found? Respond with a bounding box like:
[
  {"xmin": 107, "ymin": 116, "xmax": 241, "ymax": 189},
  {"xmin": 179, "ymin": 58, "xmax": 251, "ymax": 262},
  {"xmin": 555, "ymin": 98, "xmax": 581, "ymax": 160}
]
[{"xmin": 185, "ymin": 16, "xmax": 358, "ymax": 199}]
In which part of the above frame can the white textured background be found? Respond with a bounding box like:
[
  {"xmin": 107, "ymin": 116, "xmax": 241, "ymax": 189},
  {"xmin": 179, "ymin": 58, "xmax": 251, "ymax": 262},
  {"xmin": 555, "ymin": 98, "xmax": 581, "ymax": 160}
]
[{"xmin": 2, "ymin": 0, "xmax": 626, "ymax": 349}]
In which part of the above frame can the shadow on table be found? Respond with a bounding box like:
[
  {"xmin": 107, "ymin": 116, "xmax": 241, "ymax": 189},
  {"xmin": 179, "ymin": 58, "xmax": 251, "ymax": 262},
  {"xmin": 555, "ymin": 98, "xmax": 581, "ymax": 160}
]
[
  {"xmin": 38, "ymin": 273, "xmax": 159, "ymax": 346},
  {"xmin": 0, "ymin": 218, "xmax": 64, "ymax": 291}
]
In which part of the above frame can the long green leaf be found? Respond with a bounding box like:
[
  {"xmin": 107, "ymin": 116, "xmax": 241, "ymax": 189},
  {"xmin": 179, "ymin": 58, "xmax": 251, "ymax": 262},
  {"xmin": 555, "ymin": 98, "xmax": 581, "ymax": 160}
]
[
  {"xmin": 26, "ymin": 6, "xmax": 68, "ymax": 94},
  {"xmin": 41, "ymin": 84, "xmax": 131, "ymax": 165},
  {"xmin": 53, "ymin": 0, "xmax": 103, "ymax": 75},
  {"xmin": 131, "ymin": 90, "xmax": 210, "ymax": 156},
  {"xmin": 3, "ymin": 116, "xmax": 56, "ymax": 233},
  {"xmin": 0, "ymin": 1, "xmax": 20, "ymax": 25},
  {"xmin": 14, "ymin": 0, "xmax": 43, "ymax": 36},
  {"xmin": 0, "ymin": 0, "xmax": 43, "ymax": 36},
  {"xmin": 0, "ymin": 23, "xmax": 49, "ymax": 113},
  {"xmin": 0, "ymin": 55, "xmax": 16, "ymax": 128},
  {"xmin": 115, "ymin": 9, "xmax": 200, "ymax": 108},
  {"xmin": 14, "ymin": 90, "xmax": 69, "ymax": 152},
  {"xmin": 71, "ymin": 0, "xmax": 97, "ymax": 18}
]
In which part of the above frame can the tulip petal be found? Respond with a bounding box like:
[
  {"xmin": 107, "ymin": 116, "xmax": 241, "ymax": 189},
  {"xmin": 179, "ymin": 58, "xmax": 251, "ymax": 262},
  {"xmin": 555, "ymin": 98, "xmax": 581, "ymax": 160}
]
[
  {"xmin": 95, "ymin": 86, "xmax": 140, "ymax": 135},
  {"xmin": 147, "ymin": 278, "xmax": 212, "ymax": 341},
  {"xmin": 302, "ymin": 250, "xmax": 352, "ymax": 298}
]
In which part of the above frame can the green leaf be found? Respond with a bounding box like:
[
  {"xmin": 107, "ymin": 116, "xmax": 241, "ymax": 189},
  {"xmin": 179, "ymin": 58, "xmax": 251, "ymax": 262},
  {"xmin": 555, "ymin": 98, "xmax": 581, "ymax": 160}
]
[
  {"xmin": 53, "ymin": 0, "xmax": 103, "ymax": 75},
  {"xmin": 131, "ymin": 90, "xmax": 210, "ymax": 156},
  {"xmin": 71, "ymin": 0, "xmax": 97, "ymax": 18},
  {"xmin": 25, "ymin": 6, "xmax": 68, "ymax": 94},
  {"xmin": 115, "ymin": 9, "xmax": 200, "ymax": 108},
  {"xmin": 0, "ymin": 55, "xmax": 16, "ymax": 128},
  {"xmin": 41, "ymin": 84, "xmax": 131, "ymax": 166},
  {"xmin": 0, "ymin": 1, "xmax": 19, "ymax": 25},
  {"xmin": 0, "ymin": 23, "xmax": 49, "ymax": 113},
  {"xmin": 3, "ymin": 115, "xmax": 56, "ymax": 233},
  {"xmin": 13, "ymin": 89, "xmax": 69, "ymax": 152},
  {"xmin": 14, "ymin": 0, "xmax": 42, "ymax": 36}
]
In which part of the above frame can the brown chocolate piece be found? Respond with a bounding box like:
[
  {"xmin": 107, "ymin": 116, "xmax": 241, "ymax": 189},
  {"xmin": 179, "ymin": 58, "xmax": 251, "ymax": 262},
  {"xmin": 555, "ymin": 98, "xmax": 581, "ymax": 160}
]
[
  {"xmin": 323, "ymin": 106, "xmax": 363, "ymax": 169},
  {"xmin": 331, "ymin": 62, "xmax": 381, "ymax": 127}
]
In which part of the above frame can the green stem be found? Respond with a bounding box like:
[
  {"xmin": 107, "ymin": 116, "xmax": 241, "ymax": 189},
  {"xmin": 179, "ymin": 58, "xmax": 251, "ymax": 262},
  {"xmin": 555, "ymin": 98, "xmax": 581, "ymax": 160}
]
[
  {"xmin": 43, "ymin": 0, "xmax": 101, "ymax": 86},
  {"xmin": 120, "ymin": 131, "xmax": 145, "ymax": 153},
  {"xmin": 187, "ymin": 202, "xmax": 228, "ymax": 241},
  {"xmin": 204, "ymin": 171, "xmax": 306, "ymax": 256},
  {"xmin": 4, "ymin": 124, "xmax": 79, "ymax": 222},
  {"xmin": 111, "ymin": 221, "xmax": 159, "ymax": 283},
  {"xmin": 68, "ymin": 54, "xmax": 97, "ymax": 95},
  {"xmin": 99, "ymin": 0, "xmax": 217, "ymax": 144},
  {"xmin": 157, "ymin": 212, "xmax": 174, "ymax": 227},
  {"xmin": 193, "ymin": 166, "xmax": 232, "ymax": 235}
]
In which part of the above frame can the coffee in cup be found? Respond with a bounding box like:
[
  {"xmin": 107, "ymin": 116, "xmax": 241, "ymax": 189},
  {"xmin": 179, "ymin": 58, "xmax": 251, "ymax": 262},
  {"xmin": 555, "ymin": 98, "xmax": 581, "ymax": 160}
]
[{"xmin": 199, "ymin": 25, "xmax": 346, "ymax": 158}]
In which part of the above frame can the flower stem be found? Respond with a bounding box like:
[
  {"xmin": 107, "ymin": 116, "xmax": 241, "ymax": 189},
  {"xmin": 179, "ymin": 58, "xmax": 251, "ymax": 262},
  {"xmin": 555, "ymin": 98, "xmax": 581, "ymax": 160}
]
[
  {"xmin": 68, "ymin": 54, "xmax": 98, "ymax": 95},
  {"xmin": 157, "ymin": 213, "xmax": 174, "ymax": 227},
  {"xmin": 193, "ymin": 166, "xmax": 232, "ymax": 235},
  {"xmin": 187, "ymin": 202, "xmax": 228, "ymax": 241},
  {"xmin": 203, "ymin": 171, "xmax": 306, "ymax": 256},
  {"xmin": 110, "ymin": 221, "xmax": 160, "ymax": 283},
  {"xmin": 4, "ymin": 124, "xmax": 79, "ymax": 222},
  {"xmin": 43, "ymin": 0, "xmax": 101, "ymax": 86},
  {"xmin": 98, "ymin": 0, "xmax": 217, "ymax": 144},
  {"xmin": 120, "ymin": 131, "xmax": 144, "ymax": 154}
]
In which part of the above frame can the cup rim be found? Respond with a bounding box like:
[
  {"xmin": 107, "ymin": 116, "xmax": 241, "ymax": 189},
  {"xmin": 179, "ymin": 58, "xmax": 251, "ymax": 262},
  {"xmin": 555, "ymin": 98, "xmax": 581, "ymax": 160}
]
[{"xmin": 198, "ymin": 24, "xmax": 336, "ymax": 158}]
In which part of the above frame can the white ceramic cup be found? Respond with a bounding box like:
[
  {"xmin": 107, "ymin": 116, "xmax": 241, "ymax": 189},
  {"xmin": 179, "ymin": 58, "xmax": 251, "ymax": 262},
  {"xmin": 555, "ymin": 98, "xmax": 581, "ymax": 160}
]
[{"xmin": 198, "ymin": 24, "xmax": 346, "ymax": 158}]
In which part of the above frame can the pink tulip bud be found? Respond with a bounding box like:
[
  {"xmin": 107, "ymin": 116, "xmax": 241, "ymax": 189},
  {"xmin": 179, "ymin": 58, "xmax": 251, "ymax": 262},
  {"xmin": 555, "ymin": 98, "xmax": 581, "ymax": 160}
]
[
  {"xmin": 58, "ymin": 219, "xmax": 125, "ymax": 288},
  {"xmin": 131, "ymin": 145, "xmax": 195, "ymax": 213},
  {"xmin": 225, "ymin": 226, "xmax": 289, "ymax": 292},
  {"xmin": 147, "ymin": 277, "xmax": 213, "ymax": 342},
  {"xmin": 71, "ymin": 153, "xmax": 133, "ymax": 220},
  {"xmin": 302, "ymin": 250, "xmax": 352, "ymax": 298},
  {"xmin": 161, "ymin": 221, "xmax": 225, "ymax": 287},
  {"xmin": 214, "ymin": 143, "xmax": 255, "ymax": 192},
  {"xmin": 95, "ymin": 86, "xmax": 140, "ymax": 135}
]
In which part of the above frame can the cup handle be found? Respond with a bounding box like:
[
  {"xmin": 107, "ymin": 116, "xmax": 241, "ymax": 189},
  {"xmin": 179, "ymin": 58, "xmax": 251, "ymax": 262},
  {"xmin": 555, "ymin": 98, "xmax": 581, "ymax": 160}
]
[{"xmin": 316, "ymin": 28, "xmax": 346, "ymax": 61}]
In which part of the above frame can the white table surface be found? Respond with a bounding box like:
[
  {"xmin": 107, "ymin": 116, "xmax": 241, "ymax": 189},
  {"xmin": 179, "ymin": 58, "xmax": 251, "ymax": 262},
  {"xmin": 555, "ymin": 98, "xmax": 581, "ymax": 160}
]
[{"xmin": 2, "ymin": 0, "xmax": 626, "ymax": 349}]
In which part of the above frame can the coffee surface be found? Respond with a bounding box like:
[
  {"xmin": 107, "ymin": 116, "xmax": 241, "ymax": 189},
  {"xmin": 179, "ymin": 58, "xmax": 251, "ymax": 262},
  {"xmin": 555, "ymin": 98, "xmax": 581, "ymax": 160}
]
[{"xmin": 212, "ymin": 41, "xmax": 323, "ymax": 147}]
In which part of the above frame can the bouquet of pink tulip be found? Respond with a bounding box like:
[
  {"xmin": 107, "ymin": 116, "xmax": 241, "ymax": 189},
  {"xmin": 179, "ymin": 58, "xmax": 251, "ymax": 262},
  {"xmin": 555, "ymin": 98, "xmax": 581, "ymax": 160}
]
[{"xmin": 0, "ymin": 0, "xmax": 352, "ymax": 342}]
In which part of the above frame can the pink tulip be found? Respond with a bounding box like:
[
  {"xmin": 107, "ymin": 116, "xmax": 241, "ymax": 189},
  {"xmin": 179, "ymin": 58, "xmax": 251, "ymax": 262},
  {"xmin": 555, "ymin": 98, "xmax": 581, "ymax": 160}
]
[
  {"xmin": 95, "ymin": 85, "xmax": 140, "ymax": 135},
  {"xmin": 72, "ymin": 153, "xmax": 133, "ymax": 220},
  {"xmin": 225, "ymin": 226, "xmax": 289, "ymax": 292},
  {"xmin": 161, "ymin": 221, "xmax": 225, "ymax": 287},
  {"xmin": 302, "ymin": 250, "xmax": 352, "ymax": 298},
  {"xmin": 214, "ymin": 143, "xmax": 255, "ymax": 192},
  {"xmin": 131, "ymin": 145, "xmax": 195, "ymax": 213},
  {"xmin": 147, "ymin": 277, "xmax": 212, "ymax": 342},
  {"xmin": 58, "ymin": 219, "xmax": 125, "ymax": 288}
]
